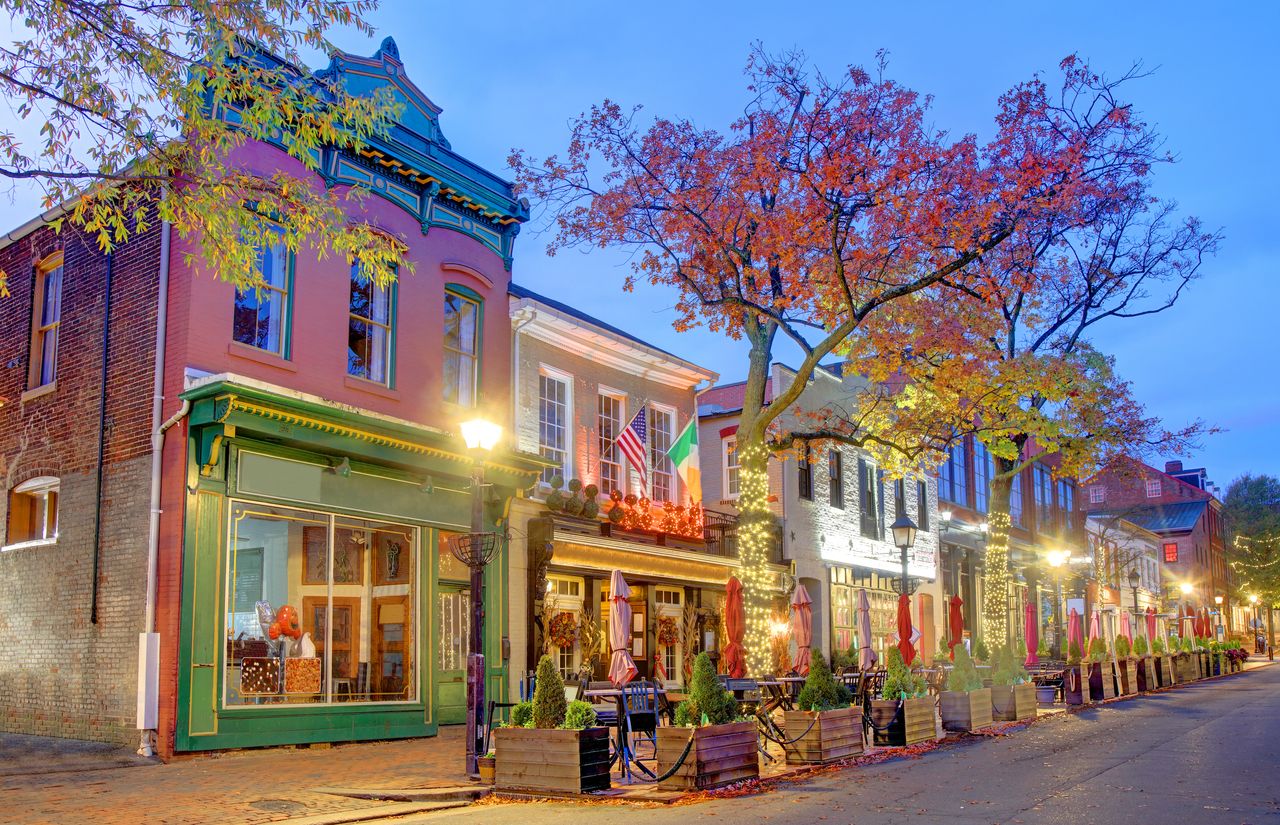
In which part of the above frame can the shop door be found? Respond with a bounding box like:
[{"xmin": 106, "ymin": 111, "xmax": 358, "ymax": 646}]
[{"xmin": 435, "ymin": 585, "xmax": 470, "ymax": 724}]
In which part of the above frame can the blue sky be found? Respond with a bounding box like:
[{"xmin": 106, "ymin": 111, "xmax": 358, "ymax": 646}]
[{"xmin": 4, "ymin": 1, "xmax": 1276, "ymax": 489}]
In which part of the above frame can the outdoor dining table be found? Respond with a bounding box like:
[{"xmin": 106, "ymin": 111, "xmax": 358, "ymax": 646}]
[
  {"xmin": 583, "ymin": 687, "xmax": 662, "ymax": 781},
  {"xmin": 777, "ymin": 675, "xmax": 806, "ymax": 697}
]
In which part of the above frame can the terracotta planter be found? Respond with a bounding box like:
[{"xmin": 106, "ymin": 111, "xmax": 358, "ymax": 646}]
[
  {"xmin": 991, "ymin": 683, "xmax": 1037, "ymax": 722},
  {"xmin": 940, "ymin": 688, "xmax": 993, "ymax": 732},
  {"xmin": 1063, "ymin": 665, "xmax": 1086, "ymax": 705},
  {"xmin": 783, "ymin": 706, "xmax": 863, "ymax": 764},
  {"xmin": 1087, "ymin": 661, "xmax": 1116, "ymax": 700},
  {"xmin": 1117, "ymin": 658, "xmax": 1138, "ymax": 695},
  {"xmin": 869, "ymin": 697, "xmax": 936, "ymax": 747},
  {"xmin": 494, "ymin": 726, "xmax": 611, "ymax": 794},
  {"xmin": 656, "ymin": 721, "xmax": 758, "ymax": 791}
]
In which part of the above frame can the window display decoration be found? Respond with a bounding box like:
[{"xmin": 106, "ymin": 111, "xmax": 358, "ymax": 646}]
[
  {"xmin": 549, "ymin": 611, "xmax": 578, "ymax": 649},
  {"xmin": 241, "ymin": 657, "xmax": 280, "ymax": 694},
  {"xmin": 269, "ymin": 605, "xmax": 302, "ymax": 644},
  {"xmin": 284, "ymin": 657, "xmax": 322, "ymax": 694}
]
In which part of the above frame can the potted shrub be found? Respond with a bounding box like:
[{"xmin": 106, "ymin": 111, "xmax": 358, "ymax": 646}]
[
  {"xmin": 1178, "ymin": 636, "xmax": 1197, "ymax": 680},
  {"xmin": 1114, "ymin": 635, "xmax": 1137, "ymax": 696},
  {"xmin": 990, "ymin": 645, "xmax": 1037, "ymax": 721},
  {"xmin": 939, "ymin": 645, "xmax": 992, "ymax": 732},
  {"xmin": 1063, "ymin": 640, "xmax": 1086, "ymax": 705},
  {"xmin": 1133, "ymin": 636, "xmax": 1152, "ymax": 691},
  {"xmin": 1149, "ymin": 637, "xmax": 1167, "ymax": 686},
  {"xmin": 494, "ymin": 655, "xmax": 610, "ymax": 794},
  {"xmin": 1086, "ymin": 638, "xmax": 1115, "ymax": 700},
  {"xmin": 783, "ymin": 652, "xmax": 861, "ymax": 764},
  {"xmin": 869, "ymin": 649, "xmax": 935, "ymax": 746},
  {"xmin": 657, "ymin": 652, "xmax": 758, "ymax": 790}
]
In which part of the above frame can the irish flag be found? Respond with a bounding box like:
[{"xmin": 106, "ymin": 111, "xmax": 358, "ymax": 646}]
[{"xmin": 666, "ymin": 418, "xmax": 702, "ymax": 503}]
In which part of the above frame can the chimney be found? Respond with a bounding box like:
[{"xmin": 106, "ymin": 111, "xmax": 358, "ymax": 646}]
[{"xmin": 1165, "ymin": 460, "xmax": 1183, "ymax": 474}]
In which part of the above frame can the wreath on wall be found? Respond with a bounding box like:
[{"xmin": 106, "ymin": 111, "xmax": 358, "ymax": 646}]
[
  {"xmin": 657, "ymin": 616, "xmax": 680, "ymax": 647},
  {"xmin": 549, "ymin": 611, "xmax": 578, "ymax": 649}
]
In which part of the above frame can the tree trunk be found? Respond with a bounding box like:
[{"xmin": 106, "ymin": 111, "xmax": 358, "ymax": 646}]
[
  {"xmin": 735, "ymin": 329, "xmax": 778, "ymax": 677},
  {"xmin": 1269, "ymin": 604, "xmax": 1275, "ymax": 662},
  {"xmin": 983, "ymin": 457, "xmax": 1015, "ymax": 647}
]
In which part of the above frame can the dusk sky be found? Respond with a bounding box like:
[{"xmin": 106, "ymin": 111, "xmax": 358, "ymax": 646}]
[{"xmin": 3, "ymin": 1, "xmax": 1275, "ymax": 490}]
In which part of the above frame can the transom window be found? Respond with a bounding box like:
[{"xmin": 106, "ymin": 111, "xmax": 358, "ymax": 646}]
[
  {"xmin": 6, "ymin": 476, "xmax": 59, "ymax": 546},
  {"xmin": 649, "ymin": 406, "xmax": 675, "ymax": 503},
  {"xmin": 348, "ymin": 266, "xmax": 394, "ymax": 385},
  {"xmin": 443, "ymin": 290, "xmax": 479, "ymax": 406},
  {"xmin": 598, "ymin": 393, "xmax": 625, "ymax": 496},
  {"xmin": 538, "ymin": 371, "xmax": 570, "ymax": 483},
  {"xmin": 233, "ymin": 223, "xmax": 290, "ymax": 356},
  {"xmin": 29, "ymin": 252, "xmax": 63, "ymax": 389}
]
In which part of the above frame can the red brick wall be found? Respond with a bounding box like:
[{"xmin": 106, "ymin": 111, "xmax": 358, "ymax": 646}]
[{"xmin": 0, "ymin": 218, "xmax": 162, "ymax": 746}]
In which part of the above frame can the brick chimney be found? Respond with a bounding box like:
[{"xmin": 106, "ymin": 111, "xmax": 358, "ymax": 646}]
[{"xmin": 1165, "ymin": 460, "xmax": 1183, "ymax": 474}]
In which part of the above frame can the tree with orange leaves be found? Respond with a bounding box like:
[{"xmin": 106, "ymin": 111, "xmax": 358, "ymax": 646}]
[{"xmin": 512, "ymin": 49, "xmax": 1191, "ymax": 675}]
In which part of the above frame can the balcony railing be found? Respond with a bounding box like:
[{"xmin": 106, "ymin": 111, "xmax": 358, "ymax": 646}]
[{"xmin": 545, "ymin": 508, "xmax": 785, "ymax": 565}]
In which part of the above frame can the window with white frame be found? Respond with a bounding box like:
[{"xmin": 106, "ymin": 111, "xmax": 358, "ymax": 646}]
[
  {"xmin": 443, "ymin": 290, "xmax": 480, "ymax": 406},
  {"xmin": 655, "ymin": 587, "xmax": 683, "ymax": 686},
  {"xmin": 546, "ymin": 575, "xmax": 584, "ymax": 680},
  {"xmin": 723, "ymin": 437, "xmax": 740, "ymax": 499},
  {"xmin": 1146, "ymin": 478, "xmax": 1162, "ymax": 498},
  {"xmin": 538, "ymin": 371, "xmax": 571, "ymax": 484},
  {"xmin": 233, "ymin": 223, "xmax": 291, "ymax": 356},
  {"xmin": 28, "ymin": 252, "xmax": 62, "ymax": 389},
  {"xmin": 6, "ymin": 476, "xmax": 59, "ymax": 546},
  {"xmin": 598, "ymin": 392, "xmax": 625, "ymax": 496},
  {"xmin": 649, "ymin": 406, "xmax": 675, "ymax": 503},
  {"xmin": 1089, "ymin": 484, "xmax": 1105, "ymax": 504},
  {"xmin": 348, "ymin": 264, "xmax": 394, "ymax": 385}
]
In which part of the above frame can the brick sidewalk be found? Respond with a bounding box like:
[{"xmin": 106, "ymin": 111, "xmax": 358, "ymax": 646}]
[{"xmin": 0, "ymin": 726, "xmax": 473, "ymax": 825}]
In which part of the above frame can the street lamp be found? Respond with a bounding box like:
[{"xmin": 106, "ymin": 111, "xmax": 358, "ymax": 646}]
[
  {"xmin": 1047, "ymin": 550, "xmax": 1069, "ymax": 658},
  {"xmin": 1249, "ymin": 594, "xmax": 1261, "ymax": 653},
  {"xmin": 1128, "ymin": 567, "xmax": 1141, "ymax": 626},
  {"xmin": 890, "ymin": 513, "xmax": 918, "ymax": 596},
  {"xmin": 452, "ymin": 417, "xmax": 502, "ymax": 777},
  {"xmin": 1214, "ymin": 594, "xmax": 1224, "ymax": 640}
]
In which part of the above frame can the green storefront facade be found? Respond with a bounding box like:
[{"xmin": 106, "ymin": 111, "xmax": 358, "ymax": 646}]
[{"xmin": 174, "ymin": 379, "xmax": 543, "ymax": 752}]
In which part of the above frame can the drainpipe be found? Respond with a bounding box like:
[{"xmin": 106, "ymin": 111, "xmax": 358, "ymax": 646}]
[
  {"xmin": 90, "ymin": 252, "xmax": 114, "ymax": 625},
  {"xmin": 137, "ymin": 219, "xmax": 182, "ymax": 757}
]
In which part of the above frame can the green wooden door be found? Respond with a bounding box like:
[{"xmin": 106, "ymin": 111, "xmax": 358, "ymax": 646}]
[{"xmin": 435, "ymin": 584, "xmax": 470, "ymax": 724}]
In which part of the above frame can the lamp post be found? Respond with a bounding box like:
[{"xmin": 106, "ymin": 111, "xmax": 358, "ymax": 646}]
[
  {"xmin": 1047, "ymin": 550, "xmax": 1069, "ymax": 658},
  {"xmin": 890, "ymin": 513, "xmax": 919, "ymax": 596},
  {"xmin": 1128, "ymin": 567, "xmax": 1141, "ymax": 630},
  {"xmin": 1249, "ymin": 594, "xmax": 1261, "ymax": 653},
  {"xmin": 1179, "ymin": 581, "xmax": 1193, "ymax": 639},
  {"xmin": 1214, "ymin": 594, "xmax": 1224, "ymax": 641},
  {"xmin": 453, "ymin": 418, "xmax": 502, "ymax": 777}
]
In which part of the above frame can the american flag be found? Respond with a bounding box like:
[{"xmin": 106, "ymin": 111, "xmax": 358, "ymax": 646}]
[{"xmin": 615, "ymin": 407, "xmax": 648, "ymax": 492}]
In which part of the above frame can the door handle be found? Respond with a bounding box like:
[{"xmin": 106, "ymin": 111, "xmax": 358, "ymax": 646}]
[{"xmin": 194, "ymin": 663, "xmax": 215, "ymax": 669}]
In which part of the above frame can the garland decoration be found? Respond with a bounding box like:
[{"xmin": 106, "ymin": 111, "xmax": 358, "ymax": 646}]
[
  {"xmin": 658, "ymin": 616, "xmax": 680, "ymax": 647},
  {"xmin": 549, "ymin": 611, "xmax": 578, "ymax": 649}
]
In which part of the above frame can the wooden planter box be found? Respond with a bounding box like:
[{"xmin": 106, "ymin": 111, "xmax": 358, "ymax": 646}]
[
  {"xmin": 657, "ymin": 721, "xmax": 759, "ymax": 791},
  {"xmin": 1153, "ymin": 654, "xmax": 1170, "ymax": 687},
  {"xmin": 1088, "ymin": 662, "xmax": 1116, "ymax": 700},
  {"xmin": 940, "ymin": 688, "xmax": 993, "ymax": 732},
  {"xmin": 494, "ymin": 726, "xmax": 611, "ymax": 795},
  {"xmin": 870, "ymin": 697, "xmax": 936, "ymax": 747},
  {"xmin": 991, "ymin": 683, "xmax": 1037, "ymax": 721},
  {"xmin": 1063, "ymin": 666, "xmax": 1086, "ymax": 705},
  {"xmin": 783, "ymin": 706, "xmax": 863, "ymax": 764},
  {"xmin": 1176, "ymin": 653, "xmax": 1195, "ymax": 682},
  {"xmin": 1135, "ymin": 657, "xmax": 1152, "ymax": 692},
  {"xmin": 1117, "ymin": 658, "xmax": 1138, "ymax": 695}
]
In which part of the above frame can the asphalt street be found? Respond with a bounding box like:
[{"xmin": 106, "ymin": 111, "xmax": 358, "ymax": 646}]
[{"xmin": 424, "ymin": 664, "xmax": 1280, "ymax": 825}]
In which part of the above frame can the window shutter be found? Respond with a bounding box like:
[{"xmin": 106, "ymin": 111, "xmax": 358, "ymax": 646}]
[
  {"xmin": 856, "ymin": 457, "xmax": 867, "ymax": 531},
  {"xmin": 877, "ymin": 469, "xmax": 886, "ymax": 539}
]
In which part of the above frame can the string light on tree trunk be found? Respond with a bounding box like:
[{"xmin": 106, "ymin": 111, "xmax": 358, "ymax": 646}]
[{"xmin": 736, "ymin": 442, "xmax": 776, "ymax": 677}]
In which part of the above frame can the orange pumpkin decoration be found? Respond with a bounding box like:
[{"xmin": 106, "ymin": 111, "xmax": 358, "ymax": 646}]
[{"xmin": 269, "ymin": 605, "xmax": 302, "ymax": 640}]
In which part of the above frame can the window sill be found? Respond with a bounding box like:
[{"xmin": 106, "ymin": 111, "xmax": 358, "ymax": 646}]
[
  {"xmin": 20, "ymin": 382, "xmax": 56, "ymax": 403},
  {"xmin": 227, "ymin": 342, "xmax": 297, "ymax": 372},
  {"xmin": 1, "ymin": 537, "xmax": 57, "ymax": 553},
  {"xmin": 344, "ymin": 375, "xmax": 399, "ymax": 400}
]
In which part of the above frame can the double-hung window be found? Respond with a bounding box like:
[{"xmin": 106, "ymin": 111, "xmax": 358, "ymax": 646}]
[
  {"xmin": 649, "ymin": 406, "xmax": 675, "ymax": 503},
  {"xmin": 443, "ymin": 290, "xmax": 480, "ymax": 406},
  {"xmin": 1146, "ymin": 478, "xmax": 1162, "ymax": 498},
  {"xmin": 724, "ymin": 438, "xmax": 740, "ymax": 499},
  {"xmin": 1010, "ymin": 473, "xmax": 1024, "ymax": 527},
  {"xmin": 598, "ymin": 393, "xmax": 625, "ymax": 496},
  {"xmin": 798, "ymin": 445, "xmax": 813, "ymax": 501},
  {"xmin": 917, "ymin": 480, "xmax": 930, "ymax": 531},
  {"xmin": 829, "ymin": 450, "xmax": 844, "ymax": 509},
  {"xmin": 538, "ymin": 371, "xmax": 571, "ymax": 484},
  {"xmin": 859, "ymin": 458, "xmax": 879, "ymax": 538},
  {"xmin": 1033, "ymin": 465, "xmax": 1053, "ymax": 531},
  {"xmin": 973, "ymin": 441, "xmax": 992, "ymax": 513},
  {"xmin": 233, "ymin": 223, "xmax": 291, "ymax": 356},
  {"xmin": 348, "ymin": 265, "xmax": 394, "ymax": 385},
  {"xmin": 29, "ymin": 252, "xmax": 63, "ymax": 389}
]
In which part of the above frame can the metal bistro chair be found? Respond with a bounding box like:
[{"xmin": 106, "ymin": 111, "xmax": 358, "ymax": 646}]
[{"xmin": 623, "ymin": 681, "xmax": 661, "ymax": 765}]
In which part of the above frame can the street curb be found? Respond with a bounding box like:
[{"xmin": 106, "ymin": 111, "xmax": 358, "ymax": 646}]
[
  {"xmin": 264, "ymin": 800, "xmax": 472, "ymax": 825},
  {"xmin": 312, "ymin": 786, "xmax": 490, "ymax": 803}
]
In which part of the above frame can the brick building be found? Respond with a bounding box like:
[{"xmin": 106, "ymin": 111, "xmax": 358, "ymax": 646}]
[
  {"xmin": 1085, "ymin": 456, "xmax": 1231, "ymax": 630},
  {"xmin": 0, "ymin": 218, "xmax": 164, "ymax": 746}
]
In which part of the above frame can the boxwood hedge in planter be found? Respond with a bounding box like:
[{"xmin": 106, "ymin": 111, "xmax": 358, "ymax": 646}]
[
  {"xmin": 989, "ymin": 645, "xmax": 1036, "ymax": 722},
  {"xmin": 495, "ymin": 655, "xmax": 610, "ymax": 794},
  {"xmin": 1063, "ymin": 640, "xmax": 1086, "ymax": 705},
  {"xmin": 1086, "ymin": 638, "xmax": 1116, "ymax": 701},
  {"xmin": 658, "ymin": 652, "xmax": 758, "ymax": 790},
  {"xmin": 869, "ymin": 649, "xmax": 935, "ymax": 747},
  {"xmin": 939, "ymin": 645, "xmax": 992, "ymax": 732},
  {"xmin": 783, "ymin": 653, "xmax": 861, "ymax": 764},
  {"xmin": 1114, "ymin": 635, "xmax": 1137, "ymax": 695}
]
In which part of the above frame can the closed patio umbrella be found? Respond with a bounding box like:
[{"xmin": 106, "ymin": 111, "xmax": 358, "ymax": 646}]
[
  {"xmin": 857, "ymin": 588, "xmax": 878, "ymax": 670},
  {"xmin": 790, "ymin": 584, "xmax": 813, "ymax": 676},
  {"xmin": 896, "ymin": 593, "xmax": 916, "ymax": 665},
  {"xmin": 948, "ymin": 596, "xmax": 964, "ymax": 661},
  {"xmin": 1024, "ymin": 601, "xmax": 1039, "ymax": 666},
  {"xmin": 1120, "ymin": 610, "xmax": 1133, "ymax": 647},
  {"xmin": 608, "ymin": 570, "xmax": 638, "ymax": 686},
  {"xmin": 1068, "ymin": 608, "xmax": 1084, "ymax": 656},
  {"xmin": 723, "ymin": 576, "xmax": 746, "ymax": 678},
  {"xmin": 1087, "ymin": 609, "xmax": 1102, "ymax": 654},
  {"xmin": 1145, "ymin": 607, "xmax": 1157, "ymax": 642}
]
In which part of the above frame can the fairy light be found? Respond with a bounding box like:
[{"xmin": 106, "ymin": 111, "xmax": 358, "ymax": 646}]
[
  {"xmin": 735, "ymin": 441, "xmax": 777, "ymax": 676},
  {"xmin": 982, "ymin": 510, "xmax": 1012, "ymax": 644}
]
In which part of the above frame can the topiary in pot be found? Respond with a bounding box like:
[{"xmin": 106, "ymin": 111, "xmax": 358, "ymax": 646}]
[
  {"xmin": 1133, "ymin": 636, "xmax": 1149, "ymax": 656},
  {"xmin": 1067, "ymin": 639, "xmax": 1083, "ymax": 666},
  {"xmin": 1152, "ymin": 637, "xmax": 1165, "ymax": 655},
  {"xmin": 991, "ymin": 644, "xmax": 1029, "ymax": 686},
  {"xmin": 1180, "ymin": 636, "xmax": 1194, "ymax": 653},
  {"xmin": 1088, "ymin": 637, "xmax": 1108, "ymax": 663},
  {"xmin": 947, "ymin": 645, "xmax": 983, "ymax": 693},
  {"xmin": 581, "ymin": 484, "xmax": 600, "ymax": 519},
  {"xmin": 1115, "ymin": 635, "xmax": 1132, "ymax": 659},
  {"xmin": 509, "ymin": 701, "xmax": 534, "ymax": 728},
  {"xmin": 531, "ymin": 654, "xmax": 568, "ymax": 729},
  {"xmin": 660, "ymin": 652, "xmax": 756, "ymax": 789},
  {"xmin": 880, "ymin": 648, "xmax": 928, "ymax": 700},
  {"xmin": 974, "ymin": 638, "xmax": 990, "ymax": 664},
  {"xmin": 676, "ymin": 651, "xmax": 737, "ymax": 726},
  {"xmin": 796, "ymin": 652, "xmax": 852, "ymax": 711},
  {"xmin": 1037, "ymin": 637, "xmax": 1050, "ymax": 659},
  {"xmin": 562, "ymin": 700, "xmax": 598, "ymax": 730},
  {"xmin": 545, "ymin": 476, "xmax": 567, "ymax": 511}
]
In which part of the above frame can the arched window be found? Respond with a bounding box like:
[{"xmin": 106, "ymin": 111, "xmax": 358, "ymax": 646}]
[{"xmin": 6, "ymin": 476, "xmax": 59, "ymax": 546}]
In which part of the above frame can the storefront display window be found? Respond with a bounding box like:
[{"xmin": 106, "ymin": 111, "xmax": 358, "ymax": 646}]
[{"xmin": 224, "ymin": 502, "xmax": 417, "ymax": 707}]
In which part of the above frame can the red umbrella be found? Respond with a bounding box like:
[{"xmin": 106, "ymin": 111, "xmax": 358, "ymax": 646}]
[
  {"xmin": 607, "ymin": 570, "xmax": 639, "ymax": 686},
  {"xmin": 1145, "ymin": 607, "xmax": 1157, "ymax": 642},
  {"xmin": 1024, "ymin": 601, "xmax": 1039, "ymax": 666},
  {"xmin": 1068, "ymin": 608, "xmax": 1083, "ymax": 655},
  {"xmin": 948, "ymin": 596, "xmax": 964, "ymax": 661},
  {"xmin": 722, "ymin": 576, "xmax": 746, "ymax": 678},
  {"xmin": 1087, "ymin": 610, "xmax": 1102, "ymax": 654},
  {"xmin": 1120, "ymin": 610, "xmax": 1133, "ymax": 647},
  {"xmin": 896, "ymin": 593, "xmax": 916, "ymax": 665},
  {"xmin": 790, "ymin": 584, "xmax": 813, "ymax": 676}
]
